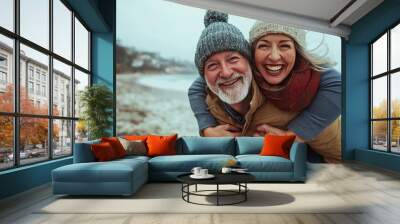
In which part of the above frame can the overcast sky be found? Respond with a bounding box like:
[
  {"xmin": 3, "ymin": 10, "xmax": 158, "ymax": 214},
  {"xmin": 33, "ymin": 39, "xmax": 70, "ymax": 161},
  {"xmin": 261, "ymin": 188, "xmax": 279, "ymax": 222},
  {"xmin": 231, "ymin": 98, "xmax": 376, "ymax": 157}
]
[{"xmin": 117, "ymin": 0, "xmax": 342, "ymax": 71}]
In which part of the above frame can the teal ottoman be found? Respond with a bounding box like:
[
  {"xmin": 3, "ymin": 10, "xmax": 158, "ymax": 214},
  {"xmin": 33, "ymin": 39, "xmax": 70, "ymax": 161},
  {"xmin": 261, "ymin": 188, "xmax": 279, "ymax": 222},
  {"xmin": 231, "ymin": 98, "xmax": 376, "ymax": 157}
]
[{"xmin": 52, "ymin": 156, "xmax": 148, "ymax": 196}]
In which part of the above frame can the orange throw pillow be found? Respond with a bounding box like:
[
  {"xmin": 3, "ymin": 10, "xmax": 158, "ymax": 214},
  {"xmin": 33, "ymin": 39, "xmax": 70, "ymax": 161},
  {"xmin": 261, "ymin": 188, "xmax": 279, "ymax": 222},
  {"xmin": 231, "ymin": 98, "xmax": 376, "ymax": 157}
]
[
  {"xmin": 124, "ymin": 135, "xmax": 148, "ymax": 141},
  {"xmin": 259, "ymin": 134, "xmax": 296, "ymax": 159},
  {"xmin": 91, "ymin": 142, "xmax": 117, "ymax": 161},
  {"xmin": 101, "ymin": 137, "xmax": 127, "ymax": 158},
  {"xmin": 146, "ymin": 134, "xmax": 177, "ymax": 157}
]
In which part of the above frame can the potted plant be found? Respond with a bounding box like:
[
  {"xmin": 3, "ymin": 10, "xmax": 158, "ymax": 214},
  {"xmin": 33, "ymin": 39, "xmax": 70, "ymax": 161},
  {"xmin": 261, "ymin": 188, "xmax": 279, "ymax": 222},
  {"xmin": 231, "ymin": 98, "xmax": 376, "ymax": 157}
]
[{"xmin": 79, "ymin": 84, "xmax": 113, "ymax": 140}]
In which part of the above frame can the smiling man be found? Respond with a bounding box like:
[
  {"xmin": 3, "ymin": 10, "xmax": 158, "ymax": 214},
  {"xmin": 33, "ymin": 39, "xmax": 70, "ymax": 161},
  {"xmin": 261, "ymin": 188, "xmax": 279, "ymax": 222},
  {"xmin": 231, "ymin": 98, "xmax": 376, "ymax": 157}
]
[{"xmin": 192, "ymin": 10, "xmax": 265, "ymax": 136}]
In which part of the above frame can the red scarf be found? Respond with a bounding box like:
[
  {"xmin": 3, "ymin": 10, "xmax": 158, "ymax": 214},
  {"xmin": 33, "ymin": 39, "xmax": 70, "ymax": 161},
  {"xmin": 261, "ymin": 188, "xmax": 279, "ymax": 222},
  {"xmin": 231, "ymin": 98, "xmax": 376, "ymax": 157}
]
[{"xmin": 254, "ymin": 58, "xmax": 321, "ymax": 112}]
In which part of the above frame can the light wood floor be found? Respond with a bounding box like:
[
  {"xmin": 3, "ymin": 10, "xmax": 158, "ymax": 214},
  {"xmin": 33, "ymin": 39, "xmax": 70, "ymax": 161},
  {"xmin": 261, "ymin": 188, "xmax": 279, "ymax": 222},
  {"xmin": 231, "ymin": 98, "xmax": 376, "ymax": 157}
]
[{"xmin": 1, "ymin": 162, "xmax": 400, "ymax": 224}]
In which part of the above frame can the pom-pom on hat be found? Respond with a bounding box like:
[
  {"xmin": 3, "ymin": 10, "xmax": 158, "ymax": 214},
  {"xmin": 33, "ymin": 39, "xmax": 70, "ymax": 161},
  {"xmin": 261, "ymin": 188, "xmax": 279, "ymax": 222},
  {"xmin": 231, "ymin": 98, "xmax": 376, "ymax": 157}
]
[
  {"xmin": 249, "ymin": 22, "xmax": 307, "ymax": 48},
  {"xmin": 194, "ymin": 10, "xmax": 251, "ymax": 76}
]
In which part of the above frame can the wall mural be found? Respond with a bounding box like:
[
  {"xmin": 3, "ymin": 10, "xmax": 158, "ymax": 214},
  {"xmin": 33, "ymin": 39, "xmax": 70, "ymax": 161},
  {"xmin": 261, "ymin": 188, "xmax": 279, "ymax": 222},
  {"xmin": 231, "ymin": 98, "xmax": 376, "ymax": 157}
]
[{"xmin": 116, "ymin": 0, "xmax": 342, "ymax": 162}]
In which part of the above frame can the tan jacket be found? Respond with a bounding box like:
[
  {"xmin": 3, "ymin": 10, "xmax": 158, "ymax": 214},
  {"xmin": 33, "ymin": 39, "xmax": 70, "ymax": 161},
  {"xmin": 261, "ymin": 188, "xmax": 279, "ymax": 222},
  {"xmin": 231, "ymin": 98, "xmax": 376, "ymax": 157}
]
[{"xmin": 206, "ymin": 79, "xmax": 341, "ymax": 163}]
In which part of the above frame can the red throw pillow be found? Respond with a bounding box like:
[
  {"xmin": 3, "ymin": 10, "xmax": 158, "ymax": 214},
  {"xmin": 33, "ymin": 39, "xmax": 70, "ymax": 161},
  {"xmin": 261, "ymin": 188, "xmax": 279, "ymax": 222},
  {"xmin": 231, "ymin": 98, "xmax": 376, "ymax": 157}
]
[
  {"xmin": 146, "ymin": 134, "xmax": 177, "ymax": 157},
  {"xmin": 91, "ymin": 142, "xmax": 117, "ymax": 161},
  {"xmin": 124, "ymin": 135, "xmax": 148, "ymax": 141},
  {"xmin": 101, "ymin": 137, "xmax": 127, "ymax": 158},
  {"xmin": 259, "ymin": 134, "xmax": 296, "ymax": 159}
]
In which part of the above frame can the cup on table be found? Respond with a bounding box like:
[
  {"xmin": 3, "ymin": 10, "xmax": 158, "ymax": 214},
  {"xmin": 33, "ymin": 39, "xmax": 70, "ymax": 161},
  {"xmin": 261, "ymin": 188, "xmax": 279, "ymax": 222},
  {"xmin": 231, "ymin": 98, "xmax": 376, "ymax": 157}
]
[
  {"xmin": 199, "ymin": 168, "xmax": 208, "ymax": 176},
  {"xmin": 221, "ymin": 167, "xmax": 232, "ymax": 174},
  {"xmin": 191, "ymin": 167, "xmax": 202, "ymax": 176}
]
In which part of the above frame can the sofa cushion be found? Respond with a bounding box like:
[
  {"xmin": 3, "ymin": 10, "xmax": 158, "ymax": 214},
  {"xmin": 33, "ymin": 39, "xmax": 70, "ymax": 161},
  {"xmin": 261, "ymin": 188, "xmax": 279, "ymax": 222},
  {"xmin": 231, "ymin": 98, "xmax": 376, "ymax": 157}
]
[
  {"xmin": 147, "ymin": 134, "xmax": 177, "ymax": 157},
  {"xmin": 259, "ymin": 135, "xmax": 296, "ymax": 159},
  {"xmin": 236, "ymin": 155, "xmax": 293, "ymax": 172},
  {"xmin": 118, "ymin": 138, "xmax": 147, "ymax": 156},
  {"xmin": 148, "ymin": 154, "xmax": 235, "ymax": 172},
  {"xmin": 73, "ymin": 139, "xmax": 101, "ymax": 163},
  {"xmin": 101, "ymin": 137, "xmax": 127, "ymax": 158},
  {"xmin": 177, "ymin": 136, "xmax": 235, "ymax": 155},
  {"xmin": 235, "ymin": 137, "xmax": 264, "ymax": 155},
  {"xmin": 91, "ymin": 142, "xmax": 118, "ymax": 161}
]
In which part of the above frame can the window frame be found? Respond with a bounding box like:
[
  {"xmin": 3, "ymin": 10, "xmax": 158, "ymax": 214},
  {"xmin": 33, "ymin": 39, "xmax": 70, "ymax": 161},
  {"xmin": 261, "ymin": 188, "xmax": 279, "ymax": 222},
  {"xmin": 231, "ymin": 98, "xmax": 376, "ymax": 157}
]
[
  {"xmin": 0, "ymin": 0, "xmax": 92, "ymax": 171},
  {"xmin": 370, "ymin": 20, "xmax": 400, "ymax": 154}
]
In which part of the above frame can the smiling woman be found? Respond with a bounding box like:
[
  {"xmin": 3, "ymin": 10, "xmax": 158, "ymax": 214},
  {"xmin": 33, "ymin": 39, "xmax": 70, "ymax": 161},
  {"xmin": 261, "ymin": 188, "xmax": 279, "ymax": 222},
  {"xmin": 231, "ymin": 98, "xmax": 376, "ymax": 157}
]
[{"xmin": 254, "ymin": 34, "xmax": 296, "ymax": 85}]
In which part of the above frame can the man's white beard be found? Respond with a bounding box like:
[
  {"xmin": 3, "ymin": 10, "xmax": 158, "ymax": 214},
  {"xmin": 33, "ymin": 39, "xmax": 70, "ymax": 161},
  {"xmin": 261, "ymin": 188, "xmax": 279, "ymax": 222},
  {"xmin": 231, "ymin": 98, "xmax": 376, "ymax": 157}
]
[{"xmin": 206, "ymin": 69, "xmax": 252, "ymax": 105}]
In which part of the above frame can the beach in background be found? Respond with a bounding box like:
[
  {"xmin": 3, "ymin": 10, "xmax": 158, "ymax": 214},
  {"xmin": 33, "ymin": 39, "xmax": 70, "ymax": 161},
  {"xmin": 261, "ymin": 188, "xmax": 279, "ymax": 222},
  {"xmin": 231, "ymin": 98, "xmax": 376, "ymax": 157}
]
[{"xmin": 116, "ymin": 73, "xmax": 200, "ymax": 136}]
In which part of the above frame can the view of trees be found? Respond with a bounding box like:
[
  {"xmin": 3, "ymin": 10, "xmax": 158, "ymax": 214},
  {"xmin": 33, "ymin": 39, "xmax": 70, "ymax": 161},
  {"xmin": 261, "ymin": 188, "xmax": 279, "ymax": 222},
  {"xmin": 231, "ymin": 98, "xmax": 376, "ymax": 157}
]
[
  {"xmin": 0, "ymin": 84, "xmax": 59, "ymax": 151},
  {"xmin": 372, "ymin": 99, "xmax": 400, "ymax": 145}
]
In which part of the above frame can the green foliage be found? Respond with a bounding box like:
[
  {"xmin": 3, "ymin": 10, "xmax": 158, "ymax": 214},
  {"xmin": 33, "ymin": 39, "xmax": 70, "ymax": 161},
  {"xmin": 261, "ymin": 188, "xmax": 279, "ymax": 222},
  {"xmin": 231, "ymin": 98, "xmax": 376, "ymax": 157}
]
[
  {"xmin": 373, "ymin": 99, "xmax": 400, "ymax": 141},
  {"xmin": 79, "ymin": 84, "xmax": 113, "ymax": 140}
]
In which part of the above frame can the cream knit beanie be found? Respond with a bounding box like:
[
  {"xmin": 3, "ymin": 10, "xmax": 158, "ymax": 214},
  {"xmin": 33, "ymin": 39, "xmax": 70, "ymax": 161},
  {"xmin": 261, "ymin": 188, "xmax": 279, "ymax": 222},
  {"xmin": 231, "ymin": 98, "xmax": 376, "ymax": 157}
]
[{"xmin": 249, "ymin": 22, "xmax": 306, "ymax": 48}]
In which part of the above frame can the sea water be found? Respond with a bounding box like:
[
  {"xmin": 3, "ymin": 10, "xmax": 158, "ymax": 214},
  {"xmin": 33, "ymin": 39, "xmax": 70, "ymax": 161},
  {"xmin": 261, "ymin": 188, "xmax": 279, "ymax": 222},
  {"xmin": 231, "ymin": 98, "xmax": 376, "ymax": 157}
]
[{"xmin": 136, "ymin": 73, "xmax": 198, "ymax": 92}]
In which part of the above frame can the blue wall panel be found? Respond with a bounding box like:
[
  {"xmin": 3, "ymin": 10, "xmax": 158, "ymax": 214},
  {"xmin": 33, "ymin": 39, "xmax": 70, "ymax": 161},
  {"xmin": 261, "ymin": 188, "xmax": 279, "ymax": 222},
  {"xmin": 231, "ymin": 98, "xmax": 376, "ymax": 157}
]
[
  {"xmin": 92, "ymin": 32, "xmax": 115, "ymax": 136},
  {"xmin": 92, "ymin": 33, "xmax": 114, "ymax": 87},
  {"xmin": 0, "ymin": 158, "xmax": 72, "ymax": 199}
]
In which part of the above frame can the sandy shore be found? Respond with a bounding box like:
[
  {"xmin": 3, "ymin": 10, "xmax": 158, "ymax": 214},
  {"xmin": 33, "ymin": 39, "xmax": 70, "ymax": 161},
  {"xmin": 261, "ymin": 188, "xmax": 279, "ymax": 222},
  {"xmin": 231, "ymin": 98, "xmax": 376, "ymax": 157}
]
[{"xmin": 116, "ymin": 74, "xmax": 199, "ymax": 136}]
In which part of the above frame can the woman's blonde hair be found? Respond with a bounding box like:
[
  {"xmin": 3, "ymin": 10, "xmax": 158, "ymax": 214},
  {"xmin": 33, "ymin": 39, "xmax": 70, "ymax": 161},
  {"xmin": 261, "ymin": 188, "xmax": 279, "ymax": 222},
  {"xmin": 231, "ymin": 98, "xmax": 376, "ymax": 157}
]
[{"xmin": 294, "ymin": 40, "xmax": 336, "ymax": 72}]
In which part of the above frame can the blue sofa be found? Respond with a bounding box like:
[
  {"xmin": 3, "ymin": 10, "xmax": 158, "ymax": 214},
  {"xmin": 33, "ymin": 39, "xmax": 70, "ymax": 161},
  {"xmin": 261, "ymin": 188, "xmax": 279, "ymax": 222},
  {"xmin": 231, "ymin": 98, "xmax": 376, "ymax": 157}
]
[{"xmin": 52, "ymin": 136, "xmax": 307, "ymax": 196}]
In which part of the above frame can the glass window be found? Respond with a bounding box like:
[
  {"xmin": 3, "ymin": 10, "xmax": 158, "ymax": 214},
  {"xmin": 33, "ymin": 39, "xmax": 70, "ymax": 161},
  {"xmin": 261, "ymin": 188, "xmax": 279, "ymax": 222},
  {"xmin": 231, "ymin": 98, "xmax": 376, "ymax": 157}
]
[
  {"xmin": 372, "ymin": 121, "xmax": 388, "ymax": 151},
  {"xmin": 391, "ymin": 120, "xmax": 400, "ymax": 153},
  {"xmin": 74, "ymin": 69, "xmax": 89, "ymax": 118},
  {"xmin": 371, "ymin": 24, "xmax": 400, "ymax": 154},
  {"xmin": 42, "ymin": 85, "xmax": 46, "ymax": 96},
  {"xmin": 391, "ymin": 24, "xmax": 400, "ymax": 70},
  {"xmin": 19, "ymin": 117, "xmax": 49, "ymax": 165},
  {"xmin": 75, "ymin": 120, "xmax": 88, "ymax": 143},
  {"xmin": 20, "ymin": 0, "xmax": 49, "ymax": 49},
  {"xmin": 53, "ymin": 0, "xmax": 72, "ymax": 60},
  {"xmin": 20, "ymin": 44, "xmax": 49, "ymax": 115},
  {"xmin": 372, "ymin": 76, "xmax": 387, "ymax": 119},
  {"xmin": 28, "ymin": 67, "xmax": 34, "ymax": 79},
  {"xmin": 0, "ymin": 0, "xmax": 14, "ymax": 32},
  {"xmin": 0, "ymin": 116, "xmax": 13, "ymax": 170},
  {"xmin": 74, "ymin": 18, "xmax": 89, "ymax": 70},
  {"xmin": 391, "ymin": 72, "xmax": 400, "ymax": 118},
  {"xmin": 53, "ymin": 59, "xmax": 72, "ymax": 116},
  {"xmin": 35, "ymin": 70, "xmax": 40, "ymax": 80},
  {"xmin": 372, "ymin": 33, "xmax": 387, "ymax": 76},
  {"xmin": 53, "ymin": 119, "xmax": 72, "ymax": 157},
  {"xmin": 36, "ymin": 83, "xmax": 40, "ymax": 95},
  {"xmin": 0, "ymin": 0, "xmax": 91, "ymax": 169},
  {"xmin": 0, "ymin": 71, "xmax": 7, "ymax": 84},
  {"xmin": 0, "ymin": 54, "xmax": 7, "ymax": 67},
  {"xmin": 0, "ymin": 35, "xmax": 13, "ymax": 113},
  {"xmin": 28, "ymin": 81, "xmax": 34, "ymax": 93}
]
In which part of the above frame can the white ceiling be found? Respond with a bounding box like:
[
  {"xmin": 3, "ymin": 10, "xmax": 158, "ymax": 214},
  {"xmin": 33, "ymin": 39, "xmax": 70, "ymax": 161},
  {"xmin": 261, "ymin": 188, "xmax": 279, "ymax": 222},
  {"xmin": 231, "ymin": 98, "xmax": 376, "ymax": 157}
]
[{"xmin": 168, "ymin": 0, "xmax": 384, "ymax": 38}]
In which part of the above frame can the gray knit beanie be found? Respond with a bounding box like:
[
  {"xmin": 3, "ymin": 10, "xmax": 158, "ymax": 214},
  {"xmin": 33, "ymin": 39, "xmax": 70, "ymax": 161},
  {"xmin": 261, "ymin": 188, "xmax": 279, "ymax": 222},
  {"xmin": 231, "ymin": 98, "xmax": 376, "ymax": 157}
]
[
  {"xmin": 194, "ymin": 10, "xmax": 251, "ymax": 76},
  {"xmin": 249, "ymin": 22, "xmax": 306, "ymax": 48}
]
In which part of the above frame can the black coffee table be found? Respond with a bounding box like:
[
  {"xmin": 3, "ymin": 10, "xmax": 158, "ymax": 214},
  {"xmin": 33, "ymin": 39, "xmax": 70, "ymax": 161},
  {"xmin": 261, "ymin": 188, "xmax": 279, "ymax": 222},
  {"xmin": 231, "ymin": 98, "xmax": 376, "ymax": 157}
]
[{"xmin": 177, "ymin": 173, "xmax": 255, "ymax": 206}]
